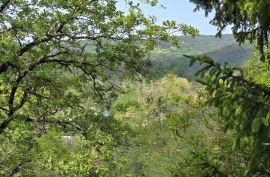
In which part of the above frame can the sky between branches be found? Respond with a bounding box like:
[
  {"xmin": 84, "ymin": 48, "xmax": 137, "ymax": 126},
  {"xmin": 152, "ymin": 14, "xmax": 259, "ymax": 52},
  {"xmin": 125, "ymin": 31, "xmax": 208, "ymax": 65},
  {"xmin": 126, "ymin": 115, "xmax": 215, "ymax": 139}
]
[{"xmin": 118, "ymin": 0, "xmax": 232, "ymax": 35}]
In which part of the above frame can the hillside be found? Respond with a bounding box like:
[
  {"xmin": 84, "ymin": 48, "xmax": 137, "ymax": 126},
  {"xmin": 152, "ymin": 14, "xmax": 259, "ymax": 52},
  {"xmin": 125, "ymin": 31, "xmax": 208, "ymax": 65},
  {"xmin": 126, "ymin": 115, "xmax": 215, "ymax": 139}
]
[
  {"xmin": 206, "ymin": 44, "xmax": 253, "ymax": 66},
  {"xmin": 179, "ymin": 34, "xmax": 243, "ymax": 52},
  {"xmin": 151, "ymin": 34, "xmax": 255, "ymax": 79}
]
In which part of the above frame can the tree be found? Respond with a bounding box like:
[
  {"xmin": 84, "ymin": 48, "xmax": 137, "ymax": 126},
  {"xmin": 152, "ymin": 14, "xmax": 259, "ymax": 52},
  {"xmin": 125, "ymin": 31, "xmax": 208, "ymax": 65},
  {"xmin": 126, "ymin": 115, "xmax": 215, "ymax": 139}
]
[
  {"xmin": 0, "ymin": 0, "xmax": 199, "ymax": 175},
  {"xmin": 0, "ymin": 0, "xmax": 197, "ymax": 134},
  {"xmin": 186, "ymin": 0, "xmax": 270, "ymax": 175}
]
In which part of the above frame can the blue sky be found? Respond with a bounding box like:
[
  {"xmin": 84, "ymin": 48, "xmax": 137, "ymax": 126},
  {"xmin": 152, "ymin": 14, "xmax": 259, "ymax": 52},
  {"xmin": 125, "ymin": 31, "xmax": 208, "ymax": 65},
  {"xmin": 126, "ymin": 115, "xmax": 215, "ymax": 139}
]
[{"xmin": 118, "ymin": 0, "xmax": 232, "ymax": 35}]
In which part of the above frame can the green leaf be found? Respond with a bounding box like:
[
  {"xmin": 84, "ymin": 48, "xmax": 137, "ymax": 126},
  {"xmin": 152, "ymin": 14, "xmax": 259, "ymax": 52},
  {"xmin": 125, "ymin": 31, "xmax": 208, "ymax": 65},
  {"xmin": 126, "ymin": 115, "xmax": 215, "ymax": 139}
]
[
  {"xmin": 218, "ymin": 79, "xmax": 224, "ymax": 86},
  {"xmin": 266, "ymin": 111, "xmax": 270, "ymax": 121},
  {"xmin": 262, "ymin": 118, "xmax": 269, "ymax": 127},
  {"xmin": 263, "ymin": 143, "xmax": 270, "ymax": 146},
  {"xmin": 251, "ymin": 118, "xmax": 261, "ymax": 133},
  {"xmin": 235, "ymin": 106, "xmax": 242, "ymax": 117}
]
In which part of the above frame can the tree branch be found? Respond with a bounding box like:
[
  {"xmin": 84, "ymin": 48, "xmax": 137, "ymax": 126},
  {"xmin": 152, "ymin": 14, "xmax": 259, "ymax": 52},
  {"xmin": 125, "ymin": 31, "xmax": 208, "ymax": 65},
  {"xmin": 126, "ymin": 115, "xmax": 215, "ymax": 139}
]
[
  {"xmin": 13, "ymin": 87, "xmax": 30, "ymax": 112},
  {"xmin": 0, "ymin": 0, "xmax": 11, "ymax": 13},
  {"xmin": 17, "ymin": 34, "xmax": 62, "ymax": 56},
  {"xmin": 0, "ymin": 106, "xmax": 8, "ymax": 113},
  {"xmin": 0, "ymin": 115, "xmax": 13, "ymax": 134},
  {"xmin": 17, "ymin": 19, "xmax": 69, "ymax": 56},
  {"xmin": 0, "ymin": 52, "xmax": 69, "ymax": 133}
]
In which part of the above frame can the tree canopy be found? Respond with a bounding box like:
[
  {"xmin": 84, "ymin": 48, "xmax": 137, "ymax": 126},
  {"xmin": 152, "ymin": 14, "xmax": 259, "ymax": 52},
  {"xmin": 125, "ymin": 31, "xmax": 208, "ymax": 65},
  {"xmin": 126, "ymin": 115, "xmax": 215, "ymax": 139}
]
[{"xmin": 0, "ymin": 0, "xmax": 197, "ymax": 133}]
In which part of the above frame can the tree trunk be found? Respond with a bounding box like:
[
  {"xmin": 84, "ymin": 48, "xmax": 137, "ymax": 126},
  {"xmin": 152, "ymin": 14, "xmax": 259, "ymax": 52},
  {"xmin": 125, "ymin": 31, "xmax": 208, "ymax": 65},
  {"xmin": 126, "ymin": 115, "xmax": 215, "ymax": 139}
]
[{"xmin": 0, "ymin": 115, "xmax": 13, "ymax": 134}]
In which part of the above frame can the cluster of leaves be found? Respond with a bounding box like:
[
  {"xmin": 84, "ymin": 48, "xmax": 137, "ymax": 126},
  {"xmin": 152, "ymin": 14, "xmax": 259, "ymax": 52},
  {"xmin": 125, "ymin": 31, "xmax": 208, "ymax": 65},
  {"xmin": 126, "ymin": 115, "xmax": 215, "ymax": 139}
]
[
  {"xmin": 0, "ymin": 0, "xmax": 198, "ymax": 134},
  {"xmin": 185, "ymin": 0, "xmax": 270, "ymax": 176},
  {"xmin": 0, "ymin": 108, "xmax": 132, "ymax": 176},
  {"xmin": 171, "ymin": 111, "xmax": 249, "ymax": 177},
  {"xmin": 185, "ymin": 53, "xmax": 270, "ymax": 175}
]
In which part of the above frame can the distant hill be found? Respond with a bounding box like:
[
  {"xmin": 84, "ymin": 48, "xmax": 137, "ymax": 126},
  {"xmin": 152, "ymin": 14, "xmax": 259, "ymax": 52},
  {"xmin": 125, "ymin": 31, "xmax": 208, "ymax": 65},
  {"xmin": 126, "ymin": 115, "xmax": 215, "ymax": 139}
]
[
  {"xmin": 151, "ymin": 34, "xmax": 255, "ymax": 80},
  {"xmin": 179, "ymin": 34, "xmax": 241, "ymax": 53},
  {"xmin": 206, "ymin": 44, "xmax": 253, "ymax": 66},
  {"xmin": 178, "ymin": 34, "xmax": 254, "ymax": 65}
]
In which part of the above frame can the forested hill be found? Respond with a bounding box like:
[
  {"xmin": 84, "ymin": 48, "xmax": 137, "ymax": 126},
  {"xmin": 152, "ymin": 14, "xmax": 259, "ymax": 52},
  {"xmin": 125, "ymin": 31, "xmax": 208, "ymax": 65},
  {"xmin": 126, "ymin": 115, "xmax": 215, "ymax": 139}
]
[
  {"xmin": 152, "ymin": 34, "xmax": 254, "ymax": 79},
  {"xmin": 179, "ymin": 34, "xmax": 254, "ymax": 64}
]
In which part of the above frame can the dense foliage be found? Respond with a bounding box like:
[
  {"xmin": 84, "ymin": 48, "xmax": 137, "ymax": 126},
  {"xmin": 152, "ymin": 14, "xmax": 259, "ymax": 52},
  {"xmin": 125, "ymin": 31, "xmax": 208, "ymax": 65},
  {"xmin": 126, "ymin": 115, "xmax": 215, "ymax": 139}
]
[
  {"xmin": 2, "ymin": 0, "xmax": 270, "ymax": 176},
  {"xmin": 111, "ymin": 76, "xmax": 212, "ymax": 176},
  {"xmin": 0, "ymin": 0, "xmax": 198, "ymax": 176},
  {"xmin": 111, "ymin": 75, "xmax": 251, "ymax": 177}
]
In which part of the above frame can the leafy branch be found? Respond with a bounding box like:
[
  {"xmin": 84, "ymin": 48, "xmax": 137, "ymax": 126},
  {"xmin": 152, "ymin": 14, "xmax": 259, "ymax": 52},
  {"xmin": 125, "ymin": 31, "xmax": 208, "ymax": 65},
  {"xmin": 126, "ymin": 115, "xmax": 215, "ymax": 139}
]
[{"xmin": 185, "ymin": 54, "xmax": 270, "ymax": 174}]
